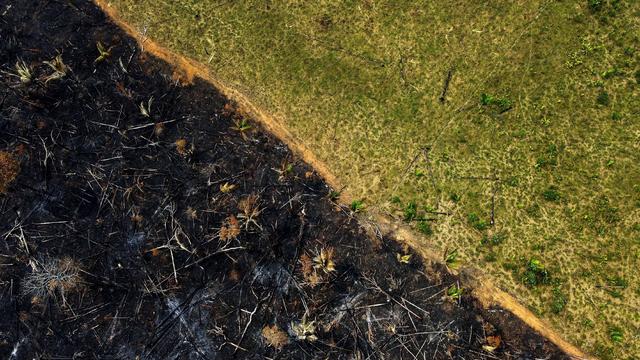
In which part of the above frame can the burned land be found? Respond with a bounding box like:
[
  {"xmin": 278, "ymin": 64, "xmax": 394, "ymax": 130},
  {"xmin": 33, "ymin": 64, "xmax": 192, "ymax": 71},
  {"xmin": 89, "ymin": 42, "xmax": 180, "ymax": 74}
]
[{"xmin": 1, "ymin": 1, "xmax": 567, "ymax": 359}]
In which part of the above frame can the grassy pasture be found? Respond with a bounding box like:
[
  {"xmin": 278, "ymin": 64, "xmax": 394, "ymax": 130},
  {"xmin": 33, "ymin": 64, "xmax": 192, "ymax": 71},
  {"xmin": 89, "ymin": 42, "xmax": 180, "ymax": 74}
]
[{"xmin": 107, "ymin": 0, "xmax": 639, "ymax": 357}]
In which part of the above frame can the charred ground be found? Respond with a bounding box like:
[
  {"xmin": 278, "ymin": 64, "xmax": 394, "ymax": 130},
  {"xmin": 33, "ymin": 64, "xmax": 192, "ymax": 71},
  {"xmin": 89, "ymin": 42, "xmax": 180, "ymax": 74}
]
[{"xmin": 0, "ymin": 1, "xmax": 567, "ymax": 359}]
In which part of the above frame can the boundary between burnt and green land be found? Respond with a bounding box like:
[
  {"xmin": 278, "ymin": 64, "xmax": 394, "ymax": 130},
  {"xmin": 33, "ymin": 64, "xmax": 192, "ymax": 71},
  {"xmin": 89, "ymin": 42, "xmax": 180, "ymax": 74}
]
[{"xmin": 93, "ymin": 1, "xmax": 592, "ymax": 358}]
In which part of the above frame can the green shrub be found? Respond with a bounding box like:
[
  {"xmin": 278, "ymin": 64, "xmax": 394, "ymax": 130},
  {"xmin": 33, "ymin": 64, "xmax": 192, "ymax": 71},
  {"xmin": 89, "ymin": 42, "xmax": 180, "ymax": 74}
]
[
  {"xmin": 597, "ymin": 90, "xmax": 610, "ymax": 106},
  {"xmin": 522, "ymin": 258, "xmax": 550, "ymax": 287},
  {"xmin": 543, "ymin": 186, "xmax": 561, "ymax": 201},
  {"xmin": 588, "ymin": 0, "xmax": 604, "ymax": 12},
  {"xmin": 404, "ymin": 201, "xmax": 418, "ymax": 221}
]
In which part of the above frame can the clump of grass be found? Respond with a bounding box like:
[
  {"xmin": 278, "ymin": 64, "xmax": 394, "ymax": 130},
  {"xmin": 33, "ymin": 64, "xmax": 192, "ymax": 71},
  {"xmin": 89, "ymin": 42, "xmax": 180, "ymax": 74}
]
[
  {"xmin": 290, "ymin": 318, "xmax": 317, "ymax": 342},
  {"xmin": 9, "ymin": 59, "xmax": 32, "ymax": 84},
  {"xmin": 139, "ymin": 97, "xmax": 153, "ymax": 117},
  {"xmin": 0, "ymin": 151, "xmax": 20, "ymax": 193},
  {"xmin": 396, "ymin": 253, "xmax": 412, "ymax": 264},
  {"xmin": 595, "ymin": 196, "xmax": 620, "ymax": 224},
  {"xmin": 312, "ymin": 247, "xmax": 336, "ymax": 274},
  {"xmin": 445, "ymin": 249, "xmax": 458, "ymax": 267},
  {"xmin": 586, "ymin": 196, "xmax": 621, "ymax": 235},
  {"xmin": 526, "ymin": 203, "xmax": 541, "ymax": 218},
  {"xmin": 551, "ymin": 286, "xmax": 568, "ymax": 314},
  {"xmin": 447, "ymin": 284, "xmax": 463, "ymax": 300},
  {"xmin": 603, "ymin": 275, "xmax": 628, "ymax": 298},
  {"xmin": 607, "ymin": 275, "xmax": 628, "ymax": 288},
  {"xmin": 609, "ymin": 327, "xmax": 623, "ymax": 343},
  {"xmin": 588, "ymin": 0, "xmax": 604, "ymax": 12},
  {"xmin": 482, "ymin": 232, "xmax": 506, "ymax": 246},
  {"xmin": 219, "ymin": 182, "xmax": 237, "ymax": 193},
  {"xmin": 566, "ymin": 51, "xmax": 584, "ymax": 68},
  {"xmin": 480, "ymin": 93, "xmax": 513, "ymax": 112},
  {"xmin": 394, "ymin": 200, "xmax": 438, "ymax": 235},
  {"xmin": 43, "ymin": 54, "xmax": 68, "ymax": 83},
  {"xmin": 596, "ymin": 90, "xmax": 610, "ymax": 106},
  {"xmin": 232, "ymin": 118, "xmax": 252, "ymax": 139},
  {"xmin": 350, "ymin": 199, "xmax": 364, "ymax": 213},
  {"xmin": 416, "ymin": 220, "xmax": 432, "ymax": 235},
  {"xmin": 534, "ymin": 143, "xmax": 559, "ymax": 169},
  {"xmin": 403, "ymin": 201, "xmax": 418, "ymax": 221},
  {"xmin": 22, "ymin": 257, "xmax": 82, "ymax": 304},
  {"xmin": 94, "ymin": 41, "xmax": 114, "ymax": 64},
  {"xmin": 276, "ymin": 161, "xmax": 294, "ymax": 182},
  {"xmin": 467, "ymin": 212, "xmax": 489, "ymax": 231},
  {"xmin": 542, "ymin": 186, "xmax": 561, "ymax": 201},
  {"xmin": 601, "ymin": 67, "xmax": 619, "ymax": 79}
]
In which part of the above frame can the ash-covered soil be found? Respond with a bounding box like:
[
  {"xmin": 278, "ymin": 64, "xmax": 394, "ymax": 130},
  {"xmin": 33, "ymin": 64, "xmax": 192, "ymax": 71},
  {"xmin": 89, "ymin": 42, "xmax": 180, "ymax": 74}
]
[{"xmin": 0, "ymin": 1, "xmax": 567, "ymax": 359}]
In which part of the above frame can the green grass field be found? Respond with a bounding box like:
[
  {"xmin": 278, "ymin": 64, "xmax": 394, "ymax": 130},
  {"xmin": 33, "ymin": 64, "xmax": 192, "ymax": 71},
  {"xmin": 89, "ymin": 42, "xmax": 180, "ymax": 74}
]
[{"xmin": 107, "ymin": 0, "xmax": 639, "ymax": 357}]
